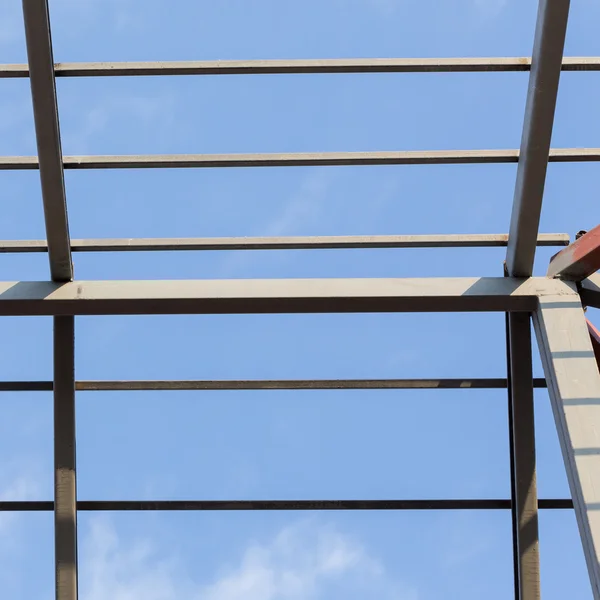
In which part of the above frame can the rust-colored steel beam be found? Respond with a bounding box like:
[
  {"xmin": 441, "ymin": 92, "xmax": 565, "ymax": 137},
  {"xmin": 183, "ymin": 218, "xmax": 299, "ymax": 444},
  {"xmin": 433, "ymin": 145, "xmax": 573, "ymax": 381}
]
[{"xmin": 548, "ymin": 224, "xmax": 600, "ymax": 282}]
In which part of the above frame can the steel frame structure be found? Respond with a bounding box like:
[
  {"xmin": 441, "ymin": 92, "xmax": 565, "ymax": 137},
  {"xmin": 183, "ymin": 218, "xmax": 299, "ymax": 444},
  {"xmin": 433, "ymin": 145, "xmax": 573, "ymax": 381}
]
[{"xmin": 2, "ymin": 1, "xmax": 600, "ymax": 599}]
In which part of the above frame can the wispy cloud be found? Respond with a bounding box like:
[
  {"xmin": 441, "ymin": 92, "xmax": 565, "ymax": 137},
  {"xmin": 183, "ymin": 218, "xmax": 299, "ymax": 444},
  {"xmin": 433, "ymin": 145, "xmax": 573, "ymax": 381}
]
[
  {"xmin": 0, "ymin": 469, "xmax": 39, "ymax": 548},
  {"xmin": 80, "ymin": 517, "xmax": 417, "ymax": 600},
  {"xmin": 472, "ymin": 0, "xmax": 509, "ymax": 19},
  {"xmin": 218, "ymin": 169, "xmax": 334, "ymax": 277},
  {"xmin": 60, "ymin": 91, "xmax": 177, "ymax": 154}
]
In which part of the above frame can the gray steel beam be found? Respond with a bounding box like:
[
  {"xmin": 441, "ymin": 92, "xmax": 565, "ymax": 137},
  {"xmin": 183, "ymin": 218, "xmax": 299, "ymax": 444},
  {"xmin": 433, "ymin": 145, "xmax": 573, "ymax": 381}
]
[
  {"xmin": 506, "ymin": 0, "xmax": 571, "ymax": 277},
  {"xmin": 533, "ymin": 294, "xmax": 600, "ymax": 599},
  {"xmin": 2, "ymin": 57, "xmax": 600, "ymax": 78},
  {"xmin": 1, "ymin": 148, "xmax": 600, "ymax": 171},
  {"xmin": 0, "ymin": 277, "xmax": 577, "ymax": 316},
  {"xmin": 0, "ymin": 378, "xmax": 550, "ymax": 392},
  {"xmin": 21, "ymin": 0, "xmax": 73, "ymax": 282},
  {"xmin": 53, "ymin": 316, "xmax": 77, "ymax": 600},
  {"xmin": 0, "ymin": 499, "xmax": 576, "ymax": 511},
  {"xmin": 508, "ymin": 312, "xmax": 540, "ymax": 599},
  {"xmin": 0, "ymin": 234, "xmax": 570, "ymax": 254}
]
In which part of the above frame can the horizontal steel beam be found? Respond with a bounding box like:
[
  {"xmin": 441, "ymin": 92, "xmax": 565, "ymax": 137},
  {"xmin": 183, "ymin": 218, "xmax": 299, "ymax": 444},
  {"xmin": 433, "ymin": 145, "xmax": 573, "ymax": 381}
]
[
  {"xmin": 0, "ymin": 234, "xmax": 570, "ymax": 254},
  {"xmin": 0, "ymin": 277, "xmax": 577, "ymax": 316},
  {"xmin": 0, "ymin": 378, "xmax": 549, "ymax": 392},
  {"xmin": 0, "ymin": 498, "xmax": 574, "ymax": 511},
  {"xmin": 1, "ymin": 57, "xmax": 600, "ymax": 78},
  {"xmin": 1, "ymin": 149, "xmax": 599, "ymax": 171},
  {"xmin": 547, "ymin": 224, "xmax": 600, "ymax": 281}
]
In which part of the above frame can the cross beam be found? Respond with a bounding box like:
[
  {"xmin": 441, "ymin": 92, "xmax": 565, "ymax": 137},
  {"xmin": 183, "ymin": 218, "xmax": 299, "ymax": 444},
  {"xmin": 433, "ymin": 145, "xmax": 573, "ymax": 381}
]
[{"xmin": 0, "ymin": 277, "xmax": 577, "ymax": 316}]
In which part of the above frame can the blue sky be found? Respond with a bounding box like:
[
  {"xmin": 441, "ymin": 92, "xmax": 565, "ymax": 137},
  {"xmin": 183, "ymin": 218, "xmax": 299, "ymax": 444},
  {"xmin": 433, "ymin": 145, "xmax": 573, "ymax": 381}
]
[{"xmin": 0, "ymin": 0, "xmax": 599, "ymax": 598}]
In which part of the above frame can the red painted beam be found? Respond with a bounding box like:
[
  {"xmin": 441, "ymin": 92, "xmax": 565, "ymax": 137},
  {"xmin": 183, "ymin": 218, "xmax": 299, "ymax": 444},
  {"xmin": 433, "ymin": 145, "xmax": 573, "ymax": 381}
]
[
  {"xmin": 588, "ymin": 319, "xmax": 600, "ymax": 368},
  {"xmin": 547, "ymin": 224, "xmax": 600, "ymax": 281}
]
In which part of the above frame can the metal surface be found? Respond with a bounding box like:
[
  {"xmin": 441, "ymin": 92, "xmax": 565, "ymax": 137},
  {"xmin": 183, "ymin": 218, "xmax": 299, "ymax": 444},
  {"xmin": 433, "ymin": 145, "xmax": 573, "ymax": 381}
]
[
  {"xmin": 580, "ymin": 274, "xmax": 600, "ymax": 309},
  {"xmin": 0, "ymin": 277, "xmax": 577, "ymax": 316},
  {"xmin": 2, "ymin": 148, "xmax": 600, "ymax": 170},
  {"xmin": 506, "ymin": 0, "xmax": 571, "ymax": 277},
  {"xmin": 53, "ymin": 316, "xmax": 77, "ymax": 600},
  {"xmin": 21, "ymin": 0, "xmax": 73, "ymax": 282},
  {"xmin": 534, "ymin": 294, "xmax": 600, "ymax": 599},
  {"xmin": 547, "ymin": 224, "xmax": 600, "ymax": 281},
  {"xmin": 0, "ymin": 498, "xmax": 575, "ymax": 511},
  {"xmin": 587, "ymin": 319, "xmax": 600, "ymax": 368},
  {"xmin": 0, "ymin": 233, "xmax": 570, "ymax": 253},
  {"xmin": 508, "ymin": 312, "xmax": 540, "ymax": 599}
]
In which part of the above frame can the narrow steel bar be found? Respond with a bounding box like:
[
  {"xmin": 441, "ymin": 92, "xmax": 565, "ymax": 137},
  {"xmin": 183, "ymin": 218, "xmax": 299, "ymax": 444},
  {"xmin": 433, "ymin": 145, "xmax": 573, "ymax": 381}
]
[
  {"xmin": 506, "ymin": 313, "xmax": 521, "ymax": 600},
  {"xmin": 2, "ymin": 57, "xmax": 600, "ymax": 78},
  {"xmin": 0, "ymin": 233, "xmax": 571, "ymax": 254},
  {"xmin": 1, "ymin": 148, "xmax": 600, "ymax": 171},
  {"xmin": 21, "ymin": 0, "xmax": 73, "ymax": 282},
  {"xmin": 0, "ymin": 499, "xmax": 576, "ymax": 511},
  {"xmin": 0, "ymin": 378, "xmax": 550, "ymax": 392},
  {"xmin": 53, "ymin": 316, "xmax": 77, "ymax": 600},
  {"xmin": 509, "ymin": 312, "xmax": 541, "ymax": 599},
  {"xmin": 0, "ymin": 277, "xmax": 577, "ymax": 316},
  {"xmin": 506, "ymin": 0, "xmax": 571, "ymax": 277},
  {"xmin": 533, "ymin": 294, "xmax": 600, "ymax": 599},
  {"xmin": 547, "ymin": 224, "xmax": 600, "ymax": 281}
]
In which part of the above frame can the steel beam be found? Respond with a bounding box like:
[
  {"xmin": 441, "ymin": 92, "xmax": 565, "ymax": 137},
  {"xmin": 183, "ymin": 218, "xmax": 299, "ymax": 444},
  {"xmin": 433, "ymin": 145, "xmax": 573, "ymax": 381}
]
[
  {"xmin": 0, "ymin": 233, "xmax": 570, "ymax": 254},
  {"xmin": 53, "ymin": 316, "xmax": 77, "ymax": 600},
  {"xmin": 0, "ymin": 277, "xmax": 577, "ymax": 316},
  {"xmin": 508, "ymin": 312, "xmax": 540, "ymax": 599},
  {"xmin": 580, "ymin": 274, "xmax": 600, "ymax": 309},
  {"xmin": 506, "ymin": 0, "xmax": 571, "ymax": 277},
  {"xmin": 588, "ymin": 319, "xmax": 600, "ymax": 368},
  {"xmin": 2, "ymin": 57, "xmax": 600, "ymax": 79},
  {"xmin": 548, "ymin": 224, "xmax": 600, "ymax": 281},
  {"xmin": 21, "ymin": 0, "xmax": 73, "ymax": 282},
  {"xmin": 1, "ymin": 148, "xmax": 600, "ymax": 171},
  {"xmin": 0, "ymin": 378, "xmax": 550, "ymax": 392},
  {"xmin": 0, "ymin": 498, "xmax": 576, "ymax": 511},
  {"xmin": 533, "ymin": 294, "xmax": 600, "ymax": 599}
]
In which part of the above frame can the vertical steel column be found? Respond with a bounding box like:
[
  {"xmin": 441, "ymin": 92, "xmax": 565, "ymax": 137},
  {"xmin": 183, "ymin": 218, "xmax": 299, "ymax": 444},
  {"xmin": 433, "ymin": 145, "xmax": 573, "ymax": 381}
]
[
  {"xmin": 508, "ymin": 312, "xmax": 541, "ymax": 599},
  {"xmin": 506, "ymin": 313, "xmax": 521, "ymax": 599},
  {"xmin": 54, "ymin": 316, "xmax": 77, "ymax": 600}
]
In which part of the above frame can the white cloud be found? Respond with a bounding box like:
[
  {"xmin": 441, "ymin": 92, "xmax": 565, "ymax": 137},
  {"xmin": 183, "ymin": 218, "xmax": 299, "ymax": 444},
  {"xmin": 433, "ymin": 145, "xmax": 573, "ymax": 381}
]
[
  {"xmin": 80, "ymin": 517, "xmax": 417, "ymax": 600},
  {"xmin": 0, "ymin": 473, "xmax": 39, "ymax": 538},
  {"xmin": 217, "ymin": 169, "xmax": 334, "ymax": 277}
]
